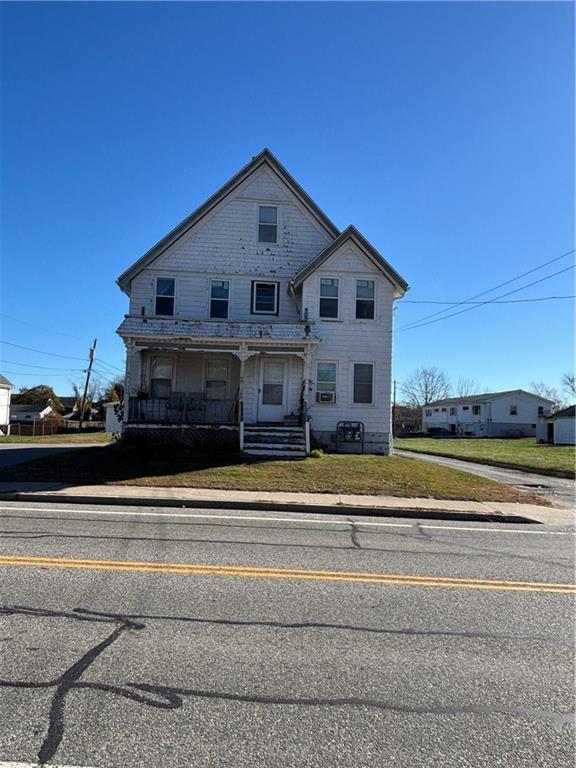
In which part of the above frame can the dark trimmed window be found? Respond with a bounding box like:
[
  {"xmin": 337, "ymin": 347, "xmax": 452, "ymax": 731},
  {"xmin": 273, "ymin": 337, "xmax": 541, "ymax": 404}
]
[
  {"xmin": 155, "ymin": 278, "xmax": 175, "ymax": 316},
  {"xmin": 251, "ymin": 281, "xmax": 279, "ymax": 314},
  {"xmin": 258, "ymin": 206, "xmax": 277, "ymax": 243},
  {"xmin": 210, "ymin": 280, "xmax": 229, "ymax": 319}
]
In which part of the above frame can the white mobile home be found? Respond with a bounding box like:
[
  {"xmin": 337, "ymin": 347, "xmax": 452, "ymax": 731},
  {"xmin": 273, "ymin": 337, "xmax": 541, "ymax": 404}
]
[
  {"xmin": 116, "ymin": 149, "xmax": 408, "ymax": 456},
  {"xmin": 422, "ymin": 390, "xmax": 554, "ymax": 438}
]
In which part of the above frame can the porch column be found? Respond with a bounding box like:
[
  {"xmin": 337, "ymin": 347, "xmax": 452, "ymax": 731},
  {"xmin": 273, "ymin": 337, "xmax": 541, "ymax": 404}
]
[
  {"xmin": 303, "ymin": 344, "xmax": 313, "ymax": 454},
  {"xmin": 123, "ymin": 342, "xmax": 142, "ymax": 424}
]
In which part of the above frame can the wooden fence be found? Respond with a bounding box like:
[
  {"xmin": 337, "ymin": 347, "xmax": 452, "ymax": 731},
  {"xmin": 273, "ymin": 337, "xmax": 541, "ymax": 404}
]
[{"xmin": 9, "ymin": 419, "xmax": 106, "ymax": 436}]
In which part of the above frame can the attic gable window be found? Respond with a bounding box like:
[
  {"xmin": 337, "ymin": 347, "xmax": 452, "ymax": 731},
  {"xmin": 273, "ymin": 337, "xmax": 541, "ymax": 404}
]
[
  {"xmin": 258, "ymin": 205, "xmax": 278, "ymax": 243},
  {"xmin": 155, "ymin": 278, "xmax": 175, "ymax": 316}
]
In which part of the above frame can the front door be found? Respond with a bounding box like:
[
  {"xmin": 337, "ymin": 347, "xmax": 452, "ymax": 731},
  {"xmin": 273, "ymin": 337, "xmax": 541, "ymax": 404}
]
[{"xmin": 258, "ymin": 359, "xmax": 286, "ymax": 422}]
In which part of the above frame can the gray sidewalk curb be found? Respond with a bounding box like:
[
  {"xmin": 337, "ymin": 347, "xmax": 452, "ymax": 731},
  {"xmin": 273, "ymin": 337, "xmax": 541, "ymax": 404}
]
[{"xmin": 0, "ymin": 491, "xmax": 537, "ymax": 524}]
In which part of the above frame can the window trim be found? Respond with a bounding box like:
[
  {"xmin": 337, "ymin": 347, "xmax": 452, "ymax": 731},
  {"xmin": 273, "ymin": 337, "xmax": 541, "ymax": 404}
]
[
  {"xmin": 355, "ymin": 279, "xmax": 376, "ymax": 321},
  {"xmin": 251, "ymin": 281, "xmax": 279, "ymax": 315},
  {"xmin": 319, "ymin": 276, "xmax": 340, "ymax": 320},
  {"xmin": 209, "ymin": 279, "xmax": 230, "ymax": 320},
  {"xmin": 203, "ymin": 356, "xmax": 230, "ymax": 400},
  {"xmin": 155, "ymin": 277, "xmax": 176, "ymax": 317},
  {"xmin": 149, "ymin": 356, "xmax": 174, "ymax": 400},
  {"xmin": 257, "ymin": 204, "xmax": 278, "ymax": 244},
  {"xmin": 315, "ymin": 361, "xmax": 338, "ymax": 404},
  {"xmin": 351, "ymin": 361, "xmax": 375, "ymax": 406}
]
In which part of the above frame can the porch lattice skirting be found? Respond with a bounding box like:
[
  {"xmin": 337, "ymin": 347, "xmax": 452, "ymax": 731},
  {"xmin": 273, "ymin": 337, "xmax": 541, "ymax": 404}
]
[{"xmin": 123, "ymin": 424, "xmax": 240, "ymax": 452}]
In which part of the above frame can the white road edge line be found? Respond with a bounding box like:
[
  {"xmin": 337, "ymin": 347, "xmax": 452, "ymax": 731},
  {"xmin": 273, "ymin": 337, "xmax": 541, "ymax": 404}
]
[
  {"xmin": 0, "ymin": 762, "xmax": 96, "ymax": 768},
  {"xmin": 0, "ymin": 506, "xmax": 572, "ymax": 534}
]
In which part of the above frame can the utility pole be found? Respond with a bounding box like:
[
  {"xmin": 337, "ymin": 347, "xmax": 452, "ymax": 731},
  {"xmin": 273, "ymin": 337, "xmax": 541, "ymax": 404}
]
[{"xmin": 79, "ymin": 339, "xmax": 97, "ymax": 432}]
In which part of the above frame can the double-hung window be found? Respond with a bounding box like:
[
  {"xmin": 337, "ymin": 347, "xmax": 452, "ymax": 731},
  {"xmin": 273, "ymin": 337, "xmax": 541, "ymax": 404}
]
[
  {"xmin": 251, "ymin": 281, "xmax": 279, "ymax": 314},
  {"xmin": 353, "ymin": 363, "xmax": 374, "ymax": 404},
  {"xmin": 155, "ymin": 278, "xmax": 175, "ymax": 316},
  {"xmin": 258, "ymin": 205, "xmax": 278, "ymax": 243},
  {"xmin": 319, "ymin": 278, "xmax": 339, "ymax": 319},
  {"xmin": 356, "ymin": 280, "xmax": 375, "ymax": 319},
  {"xmin": 510, "ymin": 404, "xmax": 518, "ymax": 416},
  {"xmin": 150, "ymin": 358, "xmax": 173, "ymax": 399},
  {"xmin": 316, "ymin": 362, "xmax": 337, "ymax": 403},
  {"xmin": 210, "ymin": 280, "xmax": 230, "ymax": 319},
  {"xmin": 472, "ymin": 405, "xmax": 481, "ymax": 415}
]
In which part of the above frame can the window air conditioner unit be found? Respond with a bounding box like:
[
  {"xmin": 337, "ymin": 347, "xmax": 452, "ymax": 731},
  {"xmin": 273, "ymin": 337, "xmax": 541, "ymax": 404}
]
[{"xmin": 316, "ymin": 391, "xmax": 336, "ymax": 404}]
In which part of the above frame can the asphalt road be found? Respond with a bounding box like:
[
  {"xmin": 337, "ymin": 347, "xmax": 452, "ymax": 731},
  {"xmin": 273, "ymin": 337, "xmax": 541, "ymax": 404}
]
[
  {"xmin": 0, "ymin": 500, "xmax": 574, "ymax": 768},
  {"xmin": 395, "ymin": 448, "xmax": 575, "ymax": 508},
  {"xmin": 0, "ymin": 443, "xmax": 102, "ymax": 471}
]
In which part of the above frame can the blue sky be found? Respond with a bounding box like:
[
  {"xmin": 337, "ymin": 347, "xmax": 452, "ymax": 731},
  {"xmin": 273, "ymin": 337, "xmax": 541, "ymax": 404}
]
[{"xmin": 1, "ymin": 1, "xmax": 573, "ymax": 398}]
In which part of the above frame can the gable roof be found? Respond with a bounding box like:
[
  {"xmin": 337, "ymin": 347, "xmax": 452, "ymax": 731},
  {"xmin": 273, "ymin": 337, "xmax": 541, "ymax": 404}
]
[
  {"xmin": 550, "ymin": 404, "xmax": 575, "ymax": 419},
  {"xmin": 10, "ymin": 403, "xmax": 53, "ymax": 414},
  {"xmin": 0, "ymin": 374, "xmax": 13, "ymax": 389},
  {"xmin": 117, "ymin": 149, "xmax": 340, "ymax": 293},
  {"xmin": 426, "ymin": 389, "xmax": 557, "ymax": 407},
  {"xmin": 291, "ymin": 225, "xmax": 409, "ymax": 296}
]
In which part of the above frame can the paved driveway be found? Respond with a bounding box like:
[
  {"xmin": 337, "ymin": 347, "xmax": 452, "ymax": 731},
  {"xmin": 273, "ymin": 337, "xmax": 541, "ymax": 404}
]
[
  {"xmin": 0, "ymin": 443, "xmax": 104, "ymax": 471},
  {"xmin": 395, "ymin": 449, "xmax": 575, "ymax": 509}
]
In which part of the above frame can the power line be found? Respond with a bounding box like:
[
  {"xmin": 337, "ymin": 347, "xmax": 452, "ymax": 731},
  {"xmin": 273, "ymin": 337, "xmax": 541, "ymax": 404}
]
[
  {"xmin": 399, "ymin": 247, "xmax": 575, "ymax": 331},
  {"xmin": 94, "ymin": 358, "xmax": 124, "ymax": 375},
  {"xmin": 0, "ymin": 370, "xmax": 85, "ymax": 377},
  {"xmin": 0, "ymin": 359, "xmax": 85, "ymax": 372},
  {"xmin": 0, "ymin": 341, "xmax": 87, "ymax": 361},
  {"xmin": 399, "ymin": 264, "xmax": 576, "ymax": 333},
  {"xmin": 402, "ymin": 295, "xmax": 575, "ymax": 305},
  {"xmin": 0, "ymin": 313, "xmax": 86, "ymax": 343}
]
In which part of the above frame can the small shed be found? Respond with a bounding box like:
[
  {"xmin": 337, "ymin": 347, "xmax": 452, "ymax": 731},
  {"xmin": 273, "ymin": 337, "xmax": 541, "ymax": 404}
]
[
  {"xmin": 104, "ymin": 402, "xmax": 122, "ymax": 433},
  {"xmin": 537, "ymin": 405, "xmax": 576, "ymax": 445}
]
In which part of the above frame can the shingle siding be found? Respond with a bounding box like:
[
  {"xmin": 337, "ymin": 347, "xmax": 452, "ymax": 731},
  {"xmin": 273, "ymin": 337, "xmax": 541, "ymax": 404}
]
[{"xmin": 118, "ymin": 156, "xmax": 405, "ymax": 454}]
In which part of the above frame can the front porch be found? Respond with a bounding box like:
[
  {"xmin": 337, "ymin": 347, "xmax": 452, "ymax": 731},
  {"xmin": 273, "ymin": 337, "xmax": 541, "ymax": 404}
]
[{"xmin": 122, "ymin": 335, "xmax": 317, "ymax": 454}]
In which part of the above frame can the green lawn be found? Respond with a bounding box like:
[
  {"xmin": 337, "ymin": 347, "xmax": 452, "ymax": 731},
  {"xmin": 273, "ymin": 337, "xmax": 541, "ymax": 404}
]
[
  {"xmin": 0, "ymin": 442, "xmax": 548, "ymax": 504},
  {"xmin": 397, "ymin": 437, "xmax": 575, "ymax": 477},
  {"xmin": 0, "ymin": 432, "xmax": 113, "ymax": 444}
]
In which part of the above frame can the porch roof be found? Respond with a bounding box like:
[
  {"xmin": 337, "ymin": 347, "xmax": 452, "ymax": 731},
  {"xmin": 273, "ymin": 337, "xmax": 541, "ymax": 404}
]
[{"xmin": 117, "ymin": 316, "xmax": 319, "ymax": 346}]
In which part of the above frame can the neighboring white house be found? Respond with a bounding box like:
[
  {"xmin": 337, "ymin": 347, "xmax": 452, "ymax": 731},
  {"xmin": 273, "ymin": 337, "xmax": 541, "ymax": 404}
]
[
  {"xmin": 116, "ymin": 149, "xmax": 408, "ymax": 456},
  {"xmin": 536, "ymin": 405, "xmax": 576, "ymax": 445},
  {"xmin": 10, "ymin": 404, "xmax": 55, "ymax": 422},
  {"xmin": 0, "ymin": 374, "xmax": 13, "ymax": 435},
  {"xmin": 422, "ymin": 390, "xmax": 555, "ymax": 437},
  {"xmin": 104, "ymin": 402, "xmax": 122, "ymax": 433}
]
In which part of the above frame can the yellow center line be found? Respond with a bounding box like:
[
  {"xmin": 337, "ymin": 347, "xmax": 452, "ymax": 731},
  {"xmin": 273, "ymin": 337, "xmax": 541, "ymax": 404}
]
[{"xmin": 0, "ymin": 554, "xmax": 574, "ymax": 593}]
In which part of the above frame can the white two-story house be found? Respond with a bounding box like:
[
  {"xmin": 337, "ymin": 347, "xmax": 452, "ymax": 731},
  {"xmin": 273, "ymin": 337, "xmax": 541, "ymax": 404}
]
[
  {"xmin": 422, "ymin": 390, "xmax": 555, "ymax": 437},
  {"xmin": 117, "ymin": 150, "xmax": 408, "ymax": 456}
]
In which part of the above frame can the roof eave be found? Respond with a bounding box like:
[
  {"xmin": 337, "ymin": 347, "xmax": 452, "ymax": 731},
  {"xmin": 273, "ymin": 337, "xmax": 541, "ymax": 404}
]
[{"xmin": 292, "ymin": 225, "xmax": 409, "ymax": 296}]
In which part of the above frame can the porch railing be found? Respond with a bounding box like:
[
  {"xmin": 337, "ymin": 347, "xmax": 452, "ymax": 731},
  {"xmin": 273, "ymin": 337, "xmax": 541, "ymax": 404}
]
[{"xmin": 128, "ymin": 395, "xmax": 237, "ymax": 425}]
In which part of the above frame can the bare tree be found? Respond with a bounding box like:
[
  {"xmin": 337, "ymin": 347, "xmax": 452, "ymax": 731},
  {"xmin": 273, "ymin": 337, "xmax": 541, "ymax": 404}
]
[
  {"xmin": 529, "ymin": 380, "xmax": 566, "ymax": 411},
  {"xmin": 71, "ymin": 378, "xmax": 102, "ymax": 421},
  {"xmin": 455, "ymin": 377, "xmax": 485, "ymax": 397},
  {"xmin": 400, "ymin": 367, "xmax": 452, "ymax": 408},
  {"xmin": 562, "ymin": 372, "xmax": 576, "ymax": 399}
]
